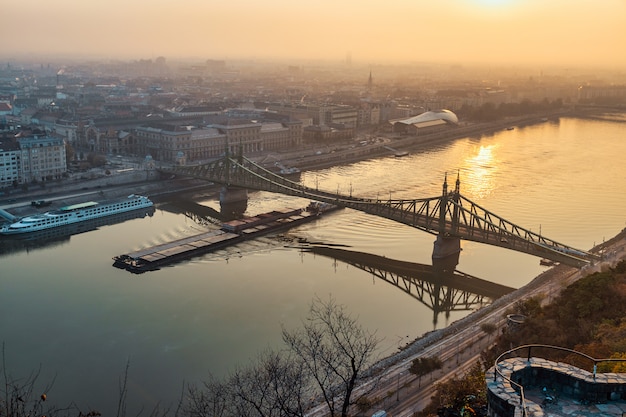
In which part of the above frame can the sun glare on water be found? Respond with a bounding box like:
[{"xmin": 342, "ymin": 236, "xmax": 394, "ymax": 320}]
[{"xmin": 461, "ymin": 144, "xmax": 499, "ymax": 200}]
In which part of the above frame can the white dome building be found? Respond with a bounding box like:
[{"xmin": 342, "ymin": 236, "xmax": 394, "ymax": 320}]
[
  {"xmin": 397, "ymin": 109, "xmax": 459, "ymax": 125},
  {"xmin": 390, "ymin": 109, "xmax": 458, "ymax": 135}
]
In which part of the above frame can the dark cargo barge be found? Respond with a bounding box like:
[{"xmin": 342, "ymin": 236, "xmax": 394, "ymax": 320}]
[{"xmin": 113, "ymin": 202, "xmax": 339, "ymax": 273}]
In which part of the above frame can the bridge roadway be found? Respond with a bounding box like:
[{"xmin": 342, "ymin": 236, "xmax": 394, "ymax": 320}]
[{"xmin": 161, "ymin": 154, "xmax": 600, "ymax": 267}]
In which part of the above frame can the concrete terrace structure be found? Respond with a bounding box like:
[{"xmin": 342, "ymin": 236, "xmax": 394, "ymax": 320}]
[{"xmin": 487, "ymin": 346, "xmax": 626, "ymax": 417}]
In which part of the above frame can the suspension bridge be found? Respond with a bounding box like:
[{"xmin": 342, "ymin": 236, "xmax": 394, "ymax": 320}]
[{"xmin": 160, "ymin": 153, "xmax": 600, "ymax": 267}]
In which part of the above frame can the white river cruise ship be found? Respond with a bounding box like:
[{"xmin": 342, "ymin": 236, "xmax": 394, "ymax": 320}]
[{"xmin": 0, "ymin": 195, "xmax": 154, "ymax": 235}]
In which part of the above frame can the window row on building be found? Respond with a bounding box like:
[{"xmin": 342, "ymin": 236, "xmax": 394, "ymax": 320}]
[
  {"xmin": 133, "ymin": 121, "xmax": 303, "ymax": 164},
  {"xmin": 0, "ymin": 135, "xmax": 67, "ymax": 188},
  {"xmin": 65, "ymin": 118, "xmax": 303, "ymax": 165}
]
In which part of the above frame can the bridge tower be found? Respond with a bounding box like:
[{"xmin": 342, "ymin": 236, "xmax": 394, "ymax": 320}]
[
  {"xmin": 432, "ymin": 173, "xmax": 461, "ymax": 260},
  {"xmin": 219, "ymin": 142, "xmax": 248, "ymax": 217}
]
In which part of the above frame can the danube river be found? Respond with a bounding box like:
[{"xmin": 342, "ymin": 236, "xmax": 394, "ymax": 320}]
[{"xmin": 1, "ymin": 116, "xmax": 625, "ymax": 414}]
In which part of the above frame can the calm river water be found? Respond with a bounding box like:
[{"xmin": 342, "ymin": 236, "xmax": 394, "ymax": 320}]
[{"xmin": 1, "ymin": 116, "xmax": 625, "ymax": 414}]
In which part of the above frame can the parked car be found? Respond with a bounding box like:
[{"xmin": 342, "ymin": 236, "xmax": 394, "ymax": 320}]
[{"xmin": 31, "ymin": 200, "xmax": 52, "ymax": 208}]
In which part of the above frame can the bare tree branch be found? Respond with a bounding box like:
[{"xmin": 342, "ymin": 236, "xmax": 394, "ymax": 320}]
[
  {"xmin": 282, "ymin": 295, "xmax": 381, "ymax": 417},
  {"xmin": 1, "ymin": 343, "xmax": 76, "ymax": 417}
]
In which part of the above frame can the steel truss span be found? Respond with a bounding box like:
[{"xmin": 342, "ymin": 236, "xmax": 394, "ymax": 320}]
[{"xmin": 162, "ymin": 155, "xmax": 599, "ymax": 267}]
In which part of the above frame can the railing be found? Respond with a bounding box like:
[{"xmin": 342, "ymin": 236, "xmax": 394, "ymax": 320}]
[{"xmin": 493, "ymin": 344, "xmax": 626, "ymax": 417}]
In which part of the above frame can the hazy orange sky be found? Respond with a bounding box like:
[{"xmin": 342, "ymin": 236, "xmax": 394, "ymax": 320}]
[{"xmin": 4, "ymin": 0, "xmax": 626, "ymax": 67}]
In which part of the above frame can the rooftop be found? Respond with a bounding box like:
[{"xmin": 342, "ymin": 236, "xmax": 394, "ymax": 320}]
[{"xmin": 394, "ymin": 109, "xmax": 459, "ymax": 126}]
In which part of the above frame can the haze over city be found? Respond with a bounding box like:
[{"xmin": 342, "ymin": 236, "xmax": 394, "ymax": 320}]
[
  {"xmin": 3, "ymin": 0, "xmax": 626, "ymax": 415},
  {"xmin": 4, "ymin": 0, "xmax": 626, "ymax": 68}
]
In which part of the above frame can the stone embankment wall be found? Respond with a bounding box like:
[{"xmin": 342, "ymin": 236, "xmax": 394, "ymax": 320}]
[
  {"xmin": 67, "ymin": 169, "xmax": 159, "ymax": 189},
  {"xmin": 3, "ymin": 169, "xmax": 161, "ymax": 200}
]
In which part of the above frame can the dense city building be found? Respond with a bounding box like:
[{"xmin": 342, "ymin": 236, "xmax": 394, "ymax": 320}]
[
  {"xmin": 267, "ymin": 102, "xmax": 359, "ymax": 128},
  {"xmin": 1, "ymin": 57, "xmax": 624, "ymax": 172},
  {"xmin": 0, "ymin": 134, "xmax": 67, "ymax": 188},
  {"xmin": 18, "ymin": 135, "xmax": 67, "ymax": 183},
  {"xmin": 134, "ymin": 119, "xmax": 302, "ymax": 164},
  {"xmin": 578, "ymin": 84, "xmax": 626, "ymax": 102},
  {"xmin": 0, "ymin": 137, "xmax": 20, "ymax": 188},
  {"xmin": 134, "ymin": 125, "xmax": 225, "ymax": 163}
]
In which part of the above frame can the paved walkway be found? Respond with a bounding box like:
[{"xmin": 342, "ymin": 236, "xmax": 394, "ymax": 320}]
[{"xmin": 524, "ymin": 387, "xmax": 626, "ymax": 416}]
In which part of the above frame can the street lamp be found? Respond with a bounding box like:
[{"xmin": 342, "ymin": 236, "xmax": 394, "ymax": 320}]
[{"xmin": 396, "ymin": 371, "xmax": 404, "ymax": 402}]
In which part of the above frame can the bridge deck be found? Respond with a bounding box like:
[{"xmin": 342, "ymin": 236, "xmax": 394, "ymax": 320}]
[{"xmin": 161, "ymin": 155, "xmax": 597, "ymax": 267}]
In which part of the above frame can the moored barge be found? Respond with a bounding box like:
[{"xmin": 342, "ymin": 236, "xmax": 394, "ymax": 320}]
[{"xmin": 113, "ymin": 202, "xmax": 339, "ymax": 273}]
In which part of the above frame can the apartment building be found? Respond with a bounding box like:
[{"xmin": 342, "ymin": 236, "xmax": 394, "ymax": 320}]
[
  {"xmin": 0, "ymin": 135, "xmax": 67, "ymax": 188},
  {"xmin": 18, "ymin": 135, "xmax": 67, "ymax": 183},
  {"xmin": 0, "ymin": 138, "xmax": 20, "ymax": 188}
]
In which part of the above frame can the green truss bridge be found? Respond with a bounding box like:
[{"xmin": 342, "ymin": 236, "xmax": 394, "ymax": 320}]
[{"xmin": 160, "ymin": 154, "xmax": 600, "ymax": 268}]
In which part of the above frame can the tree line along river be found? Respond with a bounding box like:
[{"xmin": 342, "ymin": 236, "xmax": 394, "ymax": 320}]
[{"xmin": 1, "ymin": 115, "xmax": 625, "ymax": 415}]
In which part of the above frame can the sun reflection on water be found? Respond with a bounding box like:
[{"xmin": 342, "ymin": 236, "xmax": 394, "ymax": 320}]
[{"xmin": 460, "ymin": 144, "xmax": 499, "ymax": 200}]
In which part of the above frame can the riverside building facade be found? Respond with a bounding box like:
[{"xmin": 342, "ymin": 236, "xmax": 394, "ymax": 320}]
[
  {"xmin": 134, "ymin": 119, "xmax": 303, "ymax": 164},
  {"xmin": 0, "ymin": 135, "xmax": 67, "ymax": 188},
  {"xmin": 18, "ymin": 135, "xmax": 67, "ymax": 184},
  {"xmin": 0, "ymin": 138, "xmax": 21, "ymax": 188}
]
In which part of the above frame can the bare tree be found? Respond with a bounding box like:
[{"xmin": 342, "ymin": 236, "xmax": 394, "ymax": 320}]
[
  {"xmin": 187, "ymin": 296, "xmax": 380, "ymax": 417},
  {"xmin": 186, "ymin": 374, "xmax": 229, "ymax": 417},
  {"xmin": 229, "ymin": 349, "xmax": 308, "ymax": 417},
  {"xmin": 1, "ymin": 343, "xmax": 73, "ymax": 417},
  {"xmin": 1, "ymin": 348, "xmax": 179, "ymax": 417},
  {"xmin": 282, "ymin": 296, "xmax": 381, "ymax": 417},
  {"xmin": 186, "ymin": 349, "xmax": 308, "ymax": 417}
]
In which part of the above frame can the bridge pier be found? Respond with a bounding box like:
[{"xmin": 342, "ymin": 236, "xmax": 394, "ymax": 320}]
[
  {"xmin": 432, "ymin": 249, "xmax": 460, "ymax": 273},
  {"xmin": 220, "ymin": 186, "xmax": 248, "ymax": 218},
  {"xmin": 432, "ymin": 235, "xmax": 461, "ymax": 260}
]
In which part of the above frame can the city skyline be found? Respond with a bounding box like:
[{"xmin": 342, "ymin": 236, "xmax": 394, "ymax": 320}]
[{"xmin": 4, "ymin": 0, "xmax": 626, "ymax": 68}]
